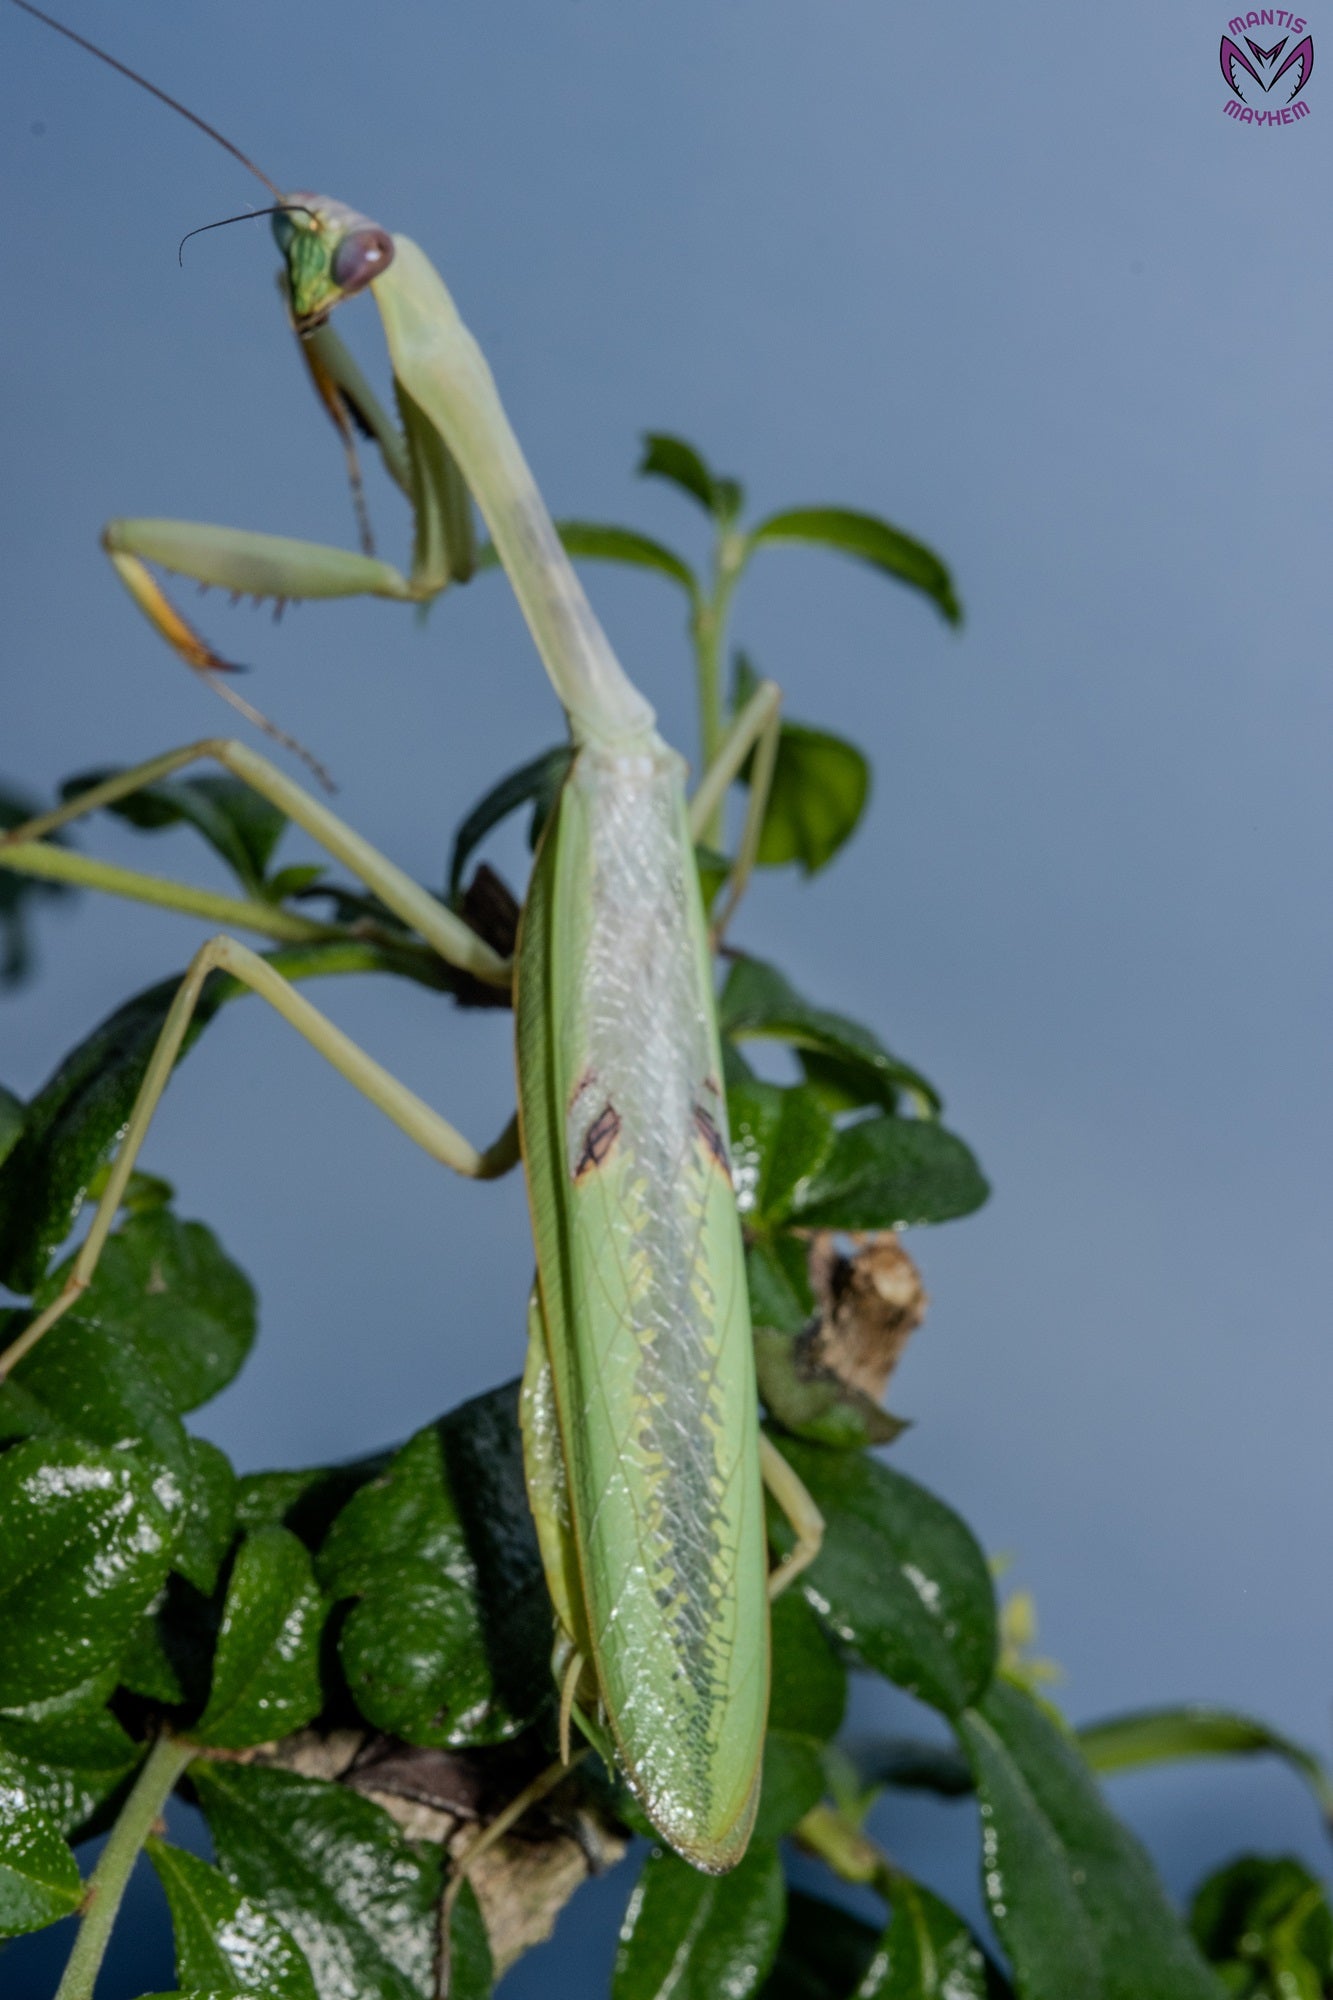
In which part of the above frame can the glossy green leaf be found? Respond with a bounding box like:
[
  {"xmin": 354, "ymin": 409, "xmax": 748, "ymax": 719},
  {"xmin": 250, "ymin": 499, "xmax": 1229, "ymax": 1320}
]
[
  {"xmin": 60, "ymin": 770, "xmax": 288, "ymax": 898},
  {"xmin": 0, "ymin": 1673, "xmax": 138, "ymax": 1835},
  {"xmin": 117, "ymin": 1575, "xmax": 218, "ymax": 1710},
  {"xmin": 0, "ymin": 1087, "xmax": 23, "ymax": 1171},
  {"xmin": 553, "ymin": 520, "xmax": 697, "ymax": 594},
  {"xmin": 857, "ymin": 1878, "xmax": 994, "ymax": 1997},
  {"xmin": 746, "ymin": 1236, "xmax": 815, "ymax": 1336},
  {"xmin": 768, "ymin": 1437, "xmax": 996, "ymax": 1717},
  {"xmin": 147, "ymin": 1838, "xmax": 317, "ymax": 2000},
  {"xmin": 0, "ymin": 1778, "xmax": 82, "ymax": 1937},
  {"xmin": 758, "ymin": 721, "xmax": 870, "ymax": 875},
  {"xmin": 0, "ymin": 1439, "xmax": 171, "ymax": 1704},
  {"xmin": 769, "ymin": 1589, "xmax": 847, "ymax": 1742},
  {"xmin": 1077, "ymin": 1706, "xmax": 1333, "ymax": 1828},
  {"xmin": 748, "ymin": 508, "xmax": 961, "ymax": 625},
  {"xmin": 613, "ymin": 1839, "xmax": 785, "ymax": 2000},
  {"xmin": 193, "ymin": 1760, "xmax": 441, "ymax": 2000},
  {"xmin": 720, "ymin": 957, "xmax": 940, "ymax": 1117},
  {"xmin": 173, "ymin": 1438, "xmax": 238, "ymax": 1596},
  {"xmin": 791, "ymin": 1115, "xmax": 989, "ymax": 1230},
  {"xmin": 958, "ymin": 1679, "xmax": 1223, "ymax": 1999},
  {"xmin": 37, "ymin": 1209, "xmax": 257, "ymax": 1416},
  {"xmin": 446, "ymin": 745, "xmax": 573, "ymax": 901},
  {"xmin": 443, "ymin": 1878, "xmax": 493, "ymax": 2000},
  {"xmin": 638, "ymin": 433, "xmax": 743, "ymax": 521},
  {"xmin": 754, "ymin": 1731, "xmax": 827, "ymax": 1841},
  {"xmin": 318, "ymin": 1387, "xmax": 547, "ymax": 1747},
  {"xmin": 0, "ymin": 782, "xmax": 70, "ymax": 988},
  {"xmin": 1189, "ymin": 1854, "xmax": 1333, "ymax": 1998},
  {"xmin": 758, "ymin": 1890, "xmax": 880, "ymax": 2000},
  {"xmin": 728, "ymin": 1080, "xmax": 835, "ymax": 1227},
  {"xmin": 195, "ymin": 1528, "xmax": 324, "ymax": 1748},
  {"xmin": 234, "ymin": 1458, "xmax": 387, "ymax": 1549}
]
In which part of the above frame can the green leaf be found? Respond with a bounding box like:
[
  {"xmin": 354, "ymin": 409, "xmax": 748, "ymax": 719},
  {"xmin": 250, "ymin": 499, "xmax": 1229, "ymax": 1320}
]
[
  {"xmin": 0, "ymin": 1087, "xmax": 23, "ymax": 1172},
  {"xmin": 758, "ymin": 1890, "xmax": 880, "ymax": 2000},
  {"xmin": 36, "ymin": 1209, "xmax": 258, "ymax": 1416},
  {"xmin": 318, "ymin": 1386, "xmax": 547, "ymax": 1747},
  {"xmin": 234, "ymin": 1458, "xmax": 387, "ymax": 1549},
  {"xmin": 1077, "ymin": 1706, "xmax": 1333, "ymax": 1829},
  {"xmin": 613, "ymin": 1839, "xmax": 785, "ymax": 2000},
  {"xmin": 172, "ymin": 1438, "xmax": 238, "ymax": 1596},
  {"xmin": 768, "ymin": 1437, "xmax": 997, "ymax": 1718},
  {"xmin": 790, "ymin": 1115, "xmax": 989, "ymax": 1230},
  {"xmin": 858, "ymin": 1878, "xmax": 996, "ymax": 1997},
  {"xmin": 754, "ymin": 1731, "xmax": 827, "ymax": 1841},
  {"xmin": 553, "ymin": 521, "xmax": 697, "ymax": 595},
  {"xmin": 0, "ymin": 782, "xmax": 71, "ymax": 988},
  {"xmin": 747, "ymin": 1237, "xmax": 815, "ymax": 1337},
  {"xmin": 638, "ymin": 433, "xmax": 743, "ymax": 521},
  {"xmin": 193, "ymin": 1760, "xmax": 441, "ymax": 2000},
  {"xmin": 0, "ymin": 1439, "xmax": 172, "ymax": 1705},
  {"xmin": 728, "ymin": 1080, "xmax": 835, "ymax": 1227},
  {"xmin": 1190, "ymin": 1854, "xmax": 1333, "ymax": 1998},
  {"xmin": 0, "ymin": 1675, "xmax": 138, "ymax": 1836},
  {"xmin": 0, "ymin": 1778, "xmax": 82, "ymax": 1937},
  {"xmin": 720, "ymin": 957, "xmax": 940, "ymax": 1116},
  {"xmin": 147, "ymin": 1838, "xmax": 318, "ymax": 2000},
  {"xmin": 769, "ymin": 1589, "xmax": 847, "ymax": 1742},
  {"xmin": 443, "ymin": 1878, "xmax": 493, "ymax": 2000},
  {"xmin": 117, "ymin": 1575, "xmax": 219, "ymax": 1710},
  {"xmin": 958, "ymin": 1679, "xmax": 1223, "ymax": 2000},
  {"xmin": 754, "ymin": 1325, "xmax": 907, "ymax": 1450},
  {"xmin": 446, "ymin": 745, "xmax": 573, "ymax": 901},
  {"xmin": 759, "ymin": 721, "xmax": 870, "ymax": 875},
  {"xmin": 748, "ymin": 508, "xmax": 961, "ymax": 625},
  {"xmin": 850, "ymin": 1736, "xmax": 974, "ymax": 1800},
  {"xmin": 60, "ymin": 770, "xmax": 288, "ymax": 897},
  {"xmin": 195, "ymin": 1528, "xmax": 325, "ymax": 1749}
]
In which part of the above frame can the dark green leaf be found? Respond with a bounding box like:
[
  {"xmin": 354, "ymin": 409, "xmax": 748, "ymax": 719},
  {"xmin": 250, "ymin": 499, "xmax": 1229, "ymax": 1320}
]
[
  {"xmin": 173, "ymin": 1438, "xmax": 238, "ymax": 1596},
  {"xmin": 147, "ymin": 1838, "xmax": 318, "ymax": 2000},
  {"xmin": 447, "ymin": 745, "xmax": 573, "ymax": 901},
  {"xmin": 769, "ymin": 1589, "xmax": 846, "ymax": 1742},
  {"xmin": 553, "ymin": 521, "xmax": 697, "ymax": 594},
  {"xmin": 754, "ymin": 1731, "xmax": 826, "ymax": 1841},
  {"xmin": 748, "ymin": 509, "xmax": 960, "ymax": 625},
  {"xmin": 193, "ymin": 1760, "xmax": 441, "ymax": 2000},
  {"xmin": 859, "ymin": 1878, "xmax": 995, "ymax": 1997},
  {"xmin": 754, "ymin": 1325, "xmax": 907, "ymax": 1450},
  {"xmin": 319, "ymin": 1387, "xmax": 547, "ymax": 1747},
  {"xmin": 747, "ymin": 1237, "xmax": 815, "ymax": 1336},
  {"xmin": 758, "ymin": 722, "xmax": 870, "ymax": 875},
  {"xmin": 0, "ymin": 1675, "xmax": 138, "ymax": 1836},
  {"xmin": 728, "ymin": 1080, "xmax": 835, "ymax": 1228},
  {"xmin": 36, "ymin": 1209, "xmax": 257, "ymax": 1416},
  {"xmin": 958, "ymin": 1679, "xmax": 1223, "ymax": 1999},
  {"xmin": 443, "ymin": 1878, "xmax": 494, "ymax": 2000},
  {"xmin": 195, "ymin": 1528, "xmax": 324, "ymax": 1749},
  {"xmin": 0, "ymin": 1439, "xmax": 172, "ymax": 1704},
  {"xmin": 1077, "ymin": 1706, "xmax": 1333, "ymax": 1829},
  {"xmin": 768, "ymin": 1437, "xmax": 996, "ymax": 1717},
  {"xmin": 0, "ymin": 1087, "xmax": 23, "ymax": 1172},
  {"xmin": 721, "ymin": 958, "xmax": 940, "ymax": 1117},
  {"xmin": 60, "ymin": 770, "xmax": 287, "ymax": 897},
  {"xmin": 758, "ymin": 1890, "xmax": 879, "ymax": 2000},
  {"xmin": 234, "ymin": 1458, "xmax": 387, "ymax": 1550},
  {"xmin": 117, "ymin": 1575, "xmax": 219, "ymax": 1710},
  {"xmin": 613, "ymin": 1839, "xmax": 785, "ymax": 2000},
  {"xmin": 791, "ymin": 1116, "xmax": 989, "ymax": 1230},
  {"xmin": 638, "ymin": 433, "xmax": 743, "ymax": 521},
  {"xmin": 1190, "ymin": 1854, "xmax": 1332, "ymax": 1998},
  {"xmin": 849, "ymin": 1736, "xmax": 974, "ymax": 1800},
  {"xmin": 0, "ymin": 1779, "xmax": 82, "ymax": 1937}
]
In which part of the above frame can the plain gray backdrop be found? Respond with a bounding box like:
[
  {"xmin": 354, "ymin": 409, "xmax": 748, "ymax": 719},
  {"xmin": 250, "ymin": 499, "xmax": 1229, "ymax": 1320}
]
[{"xmin": 2, "ymin": 2, "xmax": 1329, "ymax": 1991}]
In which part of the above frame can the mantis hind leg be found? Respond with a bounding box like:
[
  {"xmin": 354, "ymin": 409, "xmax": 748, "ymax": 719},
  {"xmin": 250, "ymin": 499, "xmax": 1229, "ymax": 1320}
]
[
  {"xmin": 0, "ymin": 932, "xmax": 519, "ymax": 1383},
  {"xmin": 760, "ymin": 1434, "xmax": 825, "ymax": 1599},
  {"xmin": 687, "ymin": 676, "xmax": 782, "ymax": 942}
]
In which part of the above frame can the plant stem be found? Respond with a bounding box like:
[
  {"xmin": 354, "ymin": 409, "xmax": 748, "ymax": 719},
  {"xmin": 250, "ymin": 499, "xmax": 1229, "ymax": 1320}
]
[
  {"xmin": 794, "ymin": 1802, "xmax": 896, "ymax": 1896},
  {"xmin": 55, "ymin": 1733, "xmax": 195, "ymax": 2000},
  {"xmin": 691, "ymin": 529, "xmax": 747, "ymax": 850}
]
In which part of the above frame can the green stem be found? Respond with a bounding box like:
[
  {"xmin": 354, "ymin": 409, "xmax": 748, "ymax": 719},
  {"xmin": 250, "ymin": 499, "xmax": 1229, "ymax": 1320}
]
[
  {"xmin": 55, "ymin": 1733, "xmax": 195, "ymax": 2000},
  {"xmin": 794, "ymin": 1802, "xmax": 901, "ymax": 1901},
  {"xmin": 0, "ymin": 842, "xmax": 340, "ymax": 946},
  {"xmin": 692, "ymin": 531, "xmax": 747, "ymax": 850}
]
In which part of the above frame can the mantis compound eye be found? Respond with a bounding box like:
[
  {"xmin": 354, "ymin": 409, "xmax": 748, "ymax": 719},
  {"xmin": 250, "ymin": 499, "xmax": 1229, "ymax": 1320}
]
[{"xmin": 331, "ymin": 226, "xmax": 395, "ymax": 296}]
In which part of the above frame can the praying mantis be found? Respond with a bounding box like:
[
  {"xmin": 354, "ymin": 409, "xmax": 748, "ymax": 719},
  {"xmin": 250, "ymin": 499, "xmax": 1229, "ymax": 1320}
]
[{"xmin": 3, "ymin": 0, "xmax": 823, "ymax": 1874}]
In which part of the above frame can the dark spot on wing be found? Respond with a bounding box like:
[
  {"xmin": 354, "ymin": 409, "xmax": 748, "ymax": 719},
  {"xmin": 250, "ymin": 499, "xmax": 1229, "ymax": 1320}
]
[
  {"xmin": 573, "ymin": 1101, "xmax": 621, "ymax": 1180},
  {"xmin": 693, "ymin": 1103, "xmax": 732, "ymax": 1182}
]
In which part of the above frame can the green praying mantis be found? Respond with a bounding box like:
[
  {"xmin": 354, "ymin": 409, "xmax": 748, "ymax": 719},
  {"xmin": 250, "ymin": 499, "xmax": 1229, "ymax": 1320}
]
[{"xmin": 2, "ymin": 0, "xmax": 825, "ymax": 1873}]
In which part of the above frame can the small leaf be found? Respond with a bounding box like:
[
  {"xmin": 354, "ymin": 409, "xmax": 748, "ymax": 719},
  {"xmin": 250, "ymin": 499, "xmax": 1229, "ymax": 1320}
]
[
  {"xmin": 613, "ymin": 1839, "xmax": 785, "ymax": 2000},
  {"xmin": 0, "ymin": 1439, "xmax": 171, "ymax": 1704},
  {"xmin": 0, "ymin": 1676, "xmax": 138, "ymax": 1836},
  {"xmin": 768, "ymin": 1437, "xmax": 997, "ymax": 1718},
  {"xmin": 193, "ymin": 1760, "xmax": 441, "ymax": 2000},
  {"xmin": 857, "ymin": 1878, "xmax": 996, "ymax": 1998},
  {"xmin": 60, "ymin": 770, "xmax": 288, "ymax": 897},
  {"xmin": 1077, "ymin": 1705, "xmax": 1333, "ymax": 1828},
  {"xmin": 638, "ymin": 433, "xmax": 743, "ymax": 521},
  {"xmin": 447, "ymin": 746, "xmax": 573, "ymax": 901},
  {"xmin": 748, "ymin": 508, "xmax": 960, "ymax": 625},
  {"xmin": 728, "ymin": 1080, "xmax": 835, "ymax": 1227},
  {"xmin": 721, "ymin": 958, "xmax": 940, "ymax": 1117},
  {"xmin": 1190, "ymin": 1854, "xmax": 1333, "ymax": 1997},
  {"xmin": 791, "ymin": 1115, "xmax": 989, "ymax": 1230},
  {"xmin": 195, "ymin": 1528, "xmax": 325, "ymax": 1749},
  {"xmin": 758, "ymin": 1890, "xmax": 879, "ymax": 2000},
  {"xmin": 147, "ymin": 1838, "xmax": 318, "ymax": 2000},
  {"xmin": 443, "ymin": 1878, "xmax": 493, "ymax": 2000},
  {"xmin": 758, "ymin": 722, "xmax": 870, "ymax": 875},
  {"xmin": 173, "ymin": 1438, "xmax": 238, "ymax": 1596},
  {"xmin": 0, "ymin": 1778, "xmax": 82, "ymax": 1937},
  {"xmin": 553, "ymin": 521, "xmax": 697, "ymax": 595},
  {"xmin": 958, "ymin": 1679, "xmax": 1223, "ymax": 2000}
]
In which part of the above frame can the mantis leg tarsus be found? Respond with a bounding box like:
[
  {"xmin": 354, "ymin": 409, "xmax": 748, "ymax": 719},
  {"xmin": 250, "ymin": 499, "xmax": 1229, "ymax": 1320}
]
[
  {"xmin": 0, "ymin": 932, "xmax": 519, "ymax": 1384},
  {"xmin": 759, "ymin": 1433, "xmax": 825, "ymax": 1600}
]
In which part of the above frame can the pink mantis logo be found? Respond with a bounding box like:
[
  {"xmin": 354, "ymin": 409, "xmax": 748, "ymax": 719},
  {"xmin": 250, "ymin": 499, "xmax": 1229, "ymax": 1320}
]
[{"xmin": 1220, "ymin": 15, "xmax": 1314, "ymax": 116}]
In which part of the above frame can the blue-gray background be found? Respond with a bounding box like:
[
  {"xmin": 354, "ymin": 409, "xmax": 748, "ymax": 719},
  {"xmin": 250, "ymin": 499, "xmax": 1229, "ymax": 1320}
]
[{"xmin": 3, "ymin": 1, "xmax": 1329, "ymax": 1990}]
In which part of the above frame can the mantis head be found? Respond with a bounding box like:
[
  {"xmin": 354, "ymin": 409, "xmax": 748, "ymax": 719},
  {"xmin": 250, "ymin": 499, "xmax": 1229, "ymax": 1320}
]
[{"xmin": 273, "ymin": 195, "xmax": 396, "ymax": 331}]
